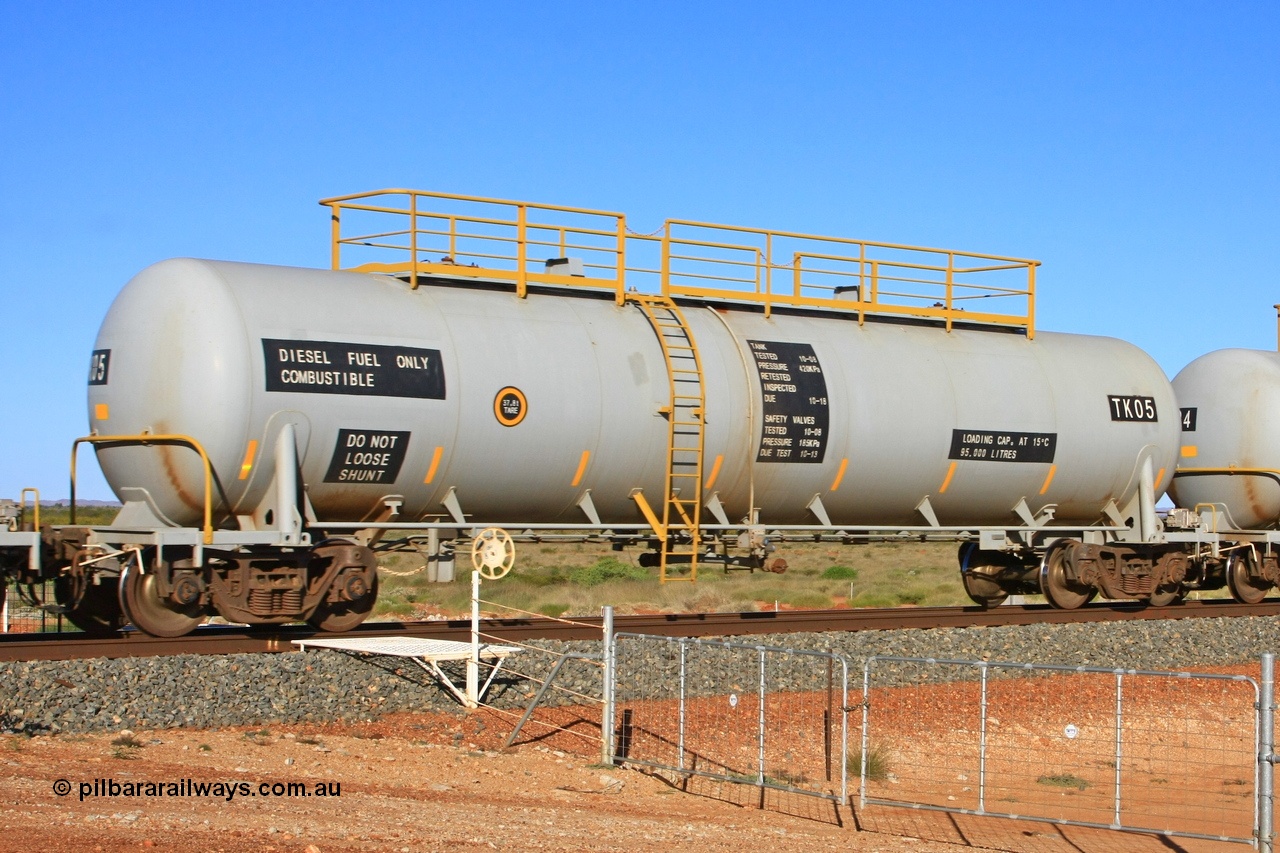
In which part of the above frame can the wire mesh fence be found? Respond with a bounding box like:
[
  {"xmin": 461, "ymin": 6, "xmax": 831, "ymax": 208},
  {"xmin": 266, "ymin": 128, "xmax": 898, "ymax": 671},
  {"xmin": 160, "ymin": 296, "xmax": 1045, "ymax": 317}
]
[
  {"xmin": 3, "ymin": 580, "xmax": 67, "ymax": 633},
  {"xmin": 859, "ymin": 656, "xmax": 1260, "ymax": 846},
  {"xmin": 472, "ymin": 590, "xmax": 608, "ymax": 755},
  {"xmin": 610, "ymin": 632, "xmax": 848, "ymax": 803}
]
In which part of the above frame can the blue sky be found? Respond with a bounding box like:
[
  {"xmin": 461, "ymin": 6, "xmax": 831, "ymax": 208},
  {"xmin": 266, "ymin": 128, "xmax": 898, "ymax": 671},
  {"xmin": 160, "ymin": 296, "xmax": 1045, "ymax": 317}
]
[{"xmin": 2, "ymin": 1, "xmax": 1277, "ymax": 500}]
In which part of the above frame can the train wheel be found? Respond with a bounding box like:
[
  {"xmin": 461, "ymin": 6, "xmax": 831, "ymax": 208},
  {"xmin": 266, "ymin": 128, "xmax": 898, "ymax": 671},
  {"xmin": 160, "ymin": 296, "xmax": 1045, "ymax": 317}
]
[
  {"xmin": 1227, "ymin": 552, "xmax": 1268, "ymax": 604},
  {"xmin": 958, "ymin": 543, "xmax": 1008, "ymax": 608},
  {"xmin": 55, "ymin": 575, "xmax": 127, "ymax": 634},
  {"xmin": 308, "ymin": 572, "xmax": 378, "ymax": 633},
  {"xmin": 119, "ymin": 560, "xmax": 203, "ymax": 638},
  {"xmin": 1039, "ymin": 542, "xmax": 1095, "ymax": 610}
]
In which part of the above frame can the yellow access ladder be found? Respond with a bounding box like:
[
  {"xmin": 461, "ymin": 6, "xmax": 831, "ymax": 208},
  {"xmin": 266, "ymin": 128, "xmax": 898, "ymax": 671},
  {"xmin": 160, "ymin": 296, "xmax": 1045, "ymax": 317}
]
[{"xmin": 630, "ymin": 294, "xmax": 706, "ymax": 582}]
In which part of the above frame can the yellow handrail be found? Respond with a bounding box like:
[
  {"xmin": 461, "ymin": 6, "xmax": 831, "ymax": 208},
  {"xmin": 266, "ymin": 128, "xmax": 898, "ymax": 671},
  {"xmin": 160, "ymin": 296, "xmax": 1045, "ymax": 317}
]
[
  {"xmin": 1173, "ymin": 466, "xmax": 1280, "ymax": 481},
  {"xmin": 71, "ymin": 434, "xmax": 216, "ymax": 545},
  {"xmin": 19, "ymin": 487, "xmax": 39, "ymax": 531},
  {"xmin": 321, "ymin": 188, "xmax": 1040, "ymax": 336}
]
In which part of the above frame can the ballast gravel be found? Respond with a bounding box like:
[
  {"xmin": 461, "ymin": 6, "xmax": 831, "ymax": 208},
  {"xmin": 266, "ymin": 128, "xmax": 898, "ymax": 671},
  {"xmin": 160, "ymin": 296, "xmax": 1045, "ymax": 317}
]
[{"xmin": 3, "ymin": 614, "xmax": 1280, "ymax": 735}]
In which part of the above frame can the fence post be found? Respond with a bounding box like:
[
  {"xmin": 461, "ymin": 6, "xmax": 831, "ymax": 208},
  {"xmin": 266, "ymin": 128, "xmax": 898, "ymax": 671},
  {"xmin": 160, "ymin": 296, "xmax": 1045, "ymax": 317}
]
[
  {"xmin": 978, "ymin": 663, "xmax": 989, "ymax": 814},
  {"xmin": 467, "ymin": 570, "xmax": 480, "ymax": 709},
  {"xmin": 1113, "ymin": 671, "xmax": 1124, "ymax": 828},
  {"xmin": 1261, "ymin": 653, "xmax": 1275, "ymax": 853},
  {"xmin": 600, "ymin": 606, "xmax": 615, "ymax": 767},
  {"xmin": 678, "ymin": 639, "xmax": 688, "ymax": 771},
  {"xmin": 758, "ymin": 646, "xmax": 767, "ymax": 803},
  {"xmin": 860, "ymin": 658, "xmax": 873, "ymax": 810}
]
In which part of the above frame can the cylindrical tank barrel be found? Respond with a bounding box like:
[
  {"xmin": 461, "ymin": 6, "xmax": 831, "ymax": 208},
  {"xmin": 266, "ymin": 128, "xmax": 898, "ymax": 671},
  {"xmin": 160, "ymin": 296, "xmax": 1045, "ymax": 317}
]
[
  {"xmin": 88, "ymin": 259, "xmax": 1179, "ymax": 530},
  {"xmin": 1170, "ymin": 348, "xmax": 1280, "ymax": 529}
]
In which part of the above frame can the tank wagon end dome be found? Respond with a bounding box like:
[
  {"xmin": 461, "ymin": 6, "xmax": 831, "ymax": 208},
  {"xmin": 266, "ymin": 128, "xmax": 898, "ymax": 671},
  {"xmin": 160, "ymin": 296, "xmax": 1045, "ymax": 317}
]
[
  {"xmin": 1170, "ymin": 347, "xmax": 1280, "ymax": 529},
  {"xmin": 89, "ymin": 258, "xmax": 258, "ymax": 526}
]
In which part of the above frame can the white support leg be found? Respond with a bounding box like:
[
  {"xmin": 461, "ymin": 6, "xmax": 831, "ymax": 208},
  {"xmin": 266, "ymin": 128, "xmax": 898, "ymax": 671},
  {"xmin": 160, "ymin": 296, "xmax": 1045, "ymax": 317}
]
[{"xmin": 275, "ymin": 422, "xmax": 302, "ymax": 545}]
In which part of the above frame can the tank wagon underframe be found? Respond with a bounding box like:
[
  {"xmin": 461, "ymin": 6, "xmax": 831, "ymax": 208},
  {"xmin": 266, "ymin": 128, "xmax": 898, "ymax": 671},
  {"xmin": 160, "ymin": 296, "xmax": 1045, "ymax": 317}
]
[{"xmin": 7, "ymin": 187, "xmax": 1276, "ymax": 636}]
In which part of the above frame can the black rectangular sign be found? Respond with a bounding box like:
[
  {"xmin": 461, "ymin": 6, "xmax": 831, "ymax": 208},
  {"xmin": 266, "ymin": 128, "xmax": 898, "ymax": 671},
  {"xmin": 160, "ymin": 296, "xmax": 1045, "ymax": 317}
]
[
  {"xmin": 1108, "ymin": 395, "xmax": 1158, "ymax": 422},
  {"xmin": 88, "ymin": 349, "xmax": 110, "ymax": 386},
  {"xmin": 1180, "ymin": 407, "xmax": 1197, "ymax": 432},
  {"xmin": 948, "ymin": 430, "xmax": 1057, "ymax": 463},
  {"xmin": 748, "ymin": 340, "xmax": 829, "ymax": 463},
  {"xmin": 324, "ymin": 429, "xmax": 411, "ymax": 484},
  {"xmin": 263, "ymin": 339, "xmax": 445, "ymax": 399}
]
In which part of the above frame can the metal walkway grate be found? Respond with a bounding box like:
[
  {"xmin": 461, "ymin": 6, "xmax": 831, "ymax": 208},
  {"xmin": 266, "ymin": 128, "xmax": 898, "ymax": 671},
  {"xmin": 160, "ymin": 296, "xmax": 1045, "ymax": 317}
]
[{"xmin": 292, "ymin": 636, "xmax": 521, "ymax": 707}]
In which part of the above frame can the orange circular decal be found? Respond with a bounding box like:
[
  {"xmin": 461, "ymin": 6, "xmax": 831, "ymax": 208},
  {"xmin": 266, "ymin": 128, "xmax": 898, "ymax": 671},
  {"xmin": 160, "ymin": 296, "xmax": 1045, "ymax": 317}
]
[{"xmin": 494, "ymin": 387, "xmax": 527, "ymax": 427}]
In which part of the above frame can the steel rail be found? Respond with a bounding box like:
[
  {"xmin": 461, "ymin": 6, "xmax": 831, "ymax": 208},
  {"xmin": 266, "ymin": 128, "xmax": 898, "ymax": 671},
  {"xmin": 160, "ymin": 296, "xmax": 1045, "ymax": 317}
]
[{"xmin": 2, "ymin": 598, "xmax": 1278, "ymax": 663}]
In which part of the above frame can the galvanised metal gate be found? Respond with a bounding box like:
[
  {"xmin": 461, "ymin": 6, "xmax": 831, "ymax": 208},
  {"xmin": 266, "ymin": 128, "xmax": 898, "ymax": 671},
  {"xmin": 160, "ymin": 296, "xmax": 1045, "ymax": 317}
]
[
  {"xmin": 609, "ymin": 633, "xmax": 849, "ymax": 803},
  {"xmin": 860, "ymin": 655, "xmax": 1261, "ymax": 846}
]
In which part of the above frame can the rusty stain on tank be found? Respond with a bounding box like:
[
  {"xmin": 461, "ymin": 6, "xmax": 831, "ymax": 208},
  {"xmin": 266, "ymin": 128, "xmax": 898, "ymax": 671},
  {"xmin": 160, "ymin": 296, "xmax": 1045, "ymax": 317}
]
[
  {"xmin": 1239, "ymin": 381, "xmax": 1275, "ymax": 525},
  {"xmin": 1243, "ymin": 475, "xmax": 1266, "ymax": 525},
  {"xmin": 154, "ymin": 421, "xmax": 205, "ymax": 516}
]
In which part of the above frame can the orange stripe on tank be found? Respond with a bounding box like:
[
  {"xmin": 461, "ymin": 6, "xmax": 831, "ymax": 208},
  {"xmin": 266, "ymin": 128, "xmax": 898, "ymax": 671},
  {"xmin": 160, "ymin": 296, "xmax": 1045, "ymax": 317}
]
[
  {"xmin": 1038, "ymin": 464, "xmax": 1058, "ymax": 495},
  {"xmin": 704, "ymin": 455, "xmax": 724, "ymax": 489},
  {"xmin": 237, "ymin": 440, "xmax": 258, "ymax": 481},
  {"xmin": 423, "ymin": 446, "xmax": 444, "ymax": 484},
  {"xmin": 571, "ymin": 450, "xmax": 591, "ymax": 487},
  {"xmin": 938, "ymin": 461, "xmax": 957, "ymax": 494},
  {"xmin": 829, "ymin": 458, "xmax": 849, "ymax": 492}
]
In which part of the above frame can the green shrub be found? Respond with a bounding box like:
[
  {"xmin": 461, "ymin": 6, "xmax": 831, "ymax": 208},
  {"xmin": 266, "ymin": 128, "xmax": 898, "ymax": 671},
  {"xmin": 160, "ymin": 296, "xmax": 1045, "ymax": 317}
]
[
  {"xmin": 374, "ymin": 598, "xmax": 415, "ymax": 617},
  {"xmin": 783, "ymin": 591, "xmax": 832, "ymax": 608},
  {"xmin": 520, "ymin": 569, "xmax": 570, "ymax": 588},
  {"xmin": 1037, "ymin": 773, "xmax": 1088, "ymax": 790},
  {"xmin": 539, "ymin": 603, "xmax": 570, "ymax": 618},
  {"xmin": 569, "ymin": 557, "xmax": 649, "ymax": 587},
  {"xmin": 896, "ymin": 588, "xmax": 928, "ymax": 605},
  {"xmin": 821, "ymin": 565, "xmax": 859, "ymax": 580},
  {"xmin": 848, "ymin": 744, "xmax": 891, "ymax": 782}
]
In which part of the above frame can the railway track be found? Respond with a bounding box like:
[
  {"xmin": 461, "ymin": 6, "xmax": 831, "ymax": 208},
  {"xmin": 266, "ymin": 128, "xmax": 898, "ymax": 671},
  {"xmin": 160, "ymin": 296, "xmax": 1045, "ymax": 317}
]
[{"xmin": 2, "ymin": 597, "xmax": 1277, "ymax": 662}]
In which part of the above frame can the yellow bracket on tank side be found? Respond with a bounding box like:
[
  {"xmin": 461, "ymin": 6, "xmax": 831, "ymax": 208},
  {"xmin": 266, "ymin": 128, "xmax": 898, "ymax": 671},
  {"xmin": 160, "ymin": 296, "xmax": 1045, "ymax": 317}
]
[
  {"xmin": 71, "ymin": 434, "xmax": 216, "ymax": 545},
  {"xmin": 629, "ymin": 489, "xmax": 665, "ymax": 538}
]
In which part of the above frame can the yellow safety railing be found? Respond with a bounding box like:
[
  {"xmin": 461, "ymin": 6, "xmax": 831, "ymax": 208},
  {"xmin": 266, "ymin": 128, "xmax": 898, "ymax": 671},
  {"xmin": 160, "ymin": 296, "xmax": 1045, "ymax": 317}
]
[
  {"xmin": 20, "ymin": 487, "xmax": 39, "ymax": 531},
  {"xmin": 321, "ymin": 189, "xmax": 1040, "ymax": 336},
  {"xmin": 71, "ymin": 434, "xmax": 216, "ymax": 545},
  {"xmin": 1174, "ymin": 466, "xmax": 1280, "ymax": 484},
  {"xmin": 320, "ymin": 188, "xmax": 630, "ymax": 304}
]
